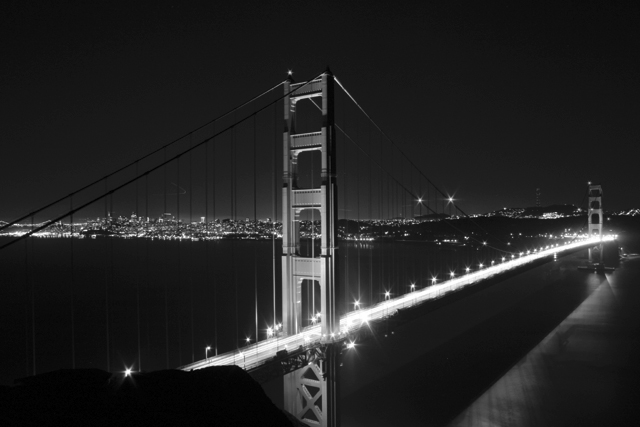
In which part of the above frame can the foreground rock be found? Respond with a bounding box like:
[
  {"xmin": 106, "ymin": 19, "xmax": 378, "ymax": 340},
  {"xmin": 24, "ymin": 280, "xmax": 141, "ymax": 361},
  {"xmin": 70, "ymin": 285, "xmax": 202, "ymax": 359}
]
[{"xmin": 1, "ymin": 366, "xmax": 296, "ymax": 426}]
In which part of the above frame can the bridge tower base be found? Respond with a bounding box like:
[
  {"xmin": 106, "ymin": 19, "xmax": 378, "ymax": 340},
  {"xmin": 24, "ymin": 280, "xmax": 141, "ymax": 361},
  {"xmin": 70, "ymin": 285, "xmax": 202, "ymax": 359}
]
[{"xmin": 283, "ymin": 344, "xmax": 339, "ymax": 426}]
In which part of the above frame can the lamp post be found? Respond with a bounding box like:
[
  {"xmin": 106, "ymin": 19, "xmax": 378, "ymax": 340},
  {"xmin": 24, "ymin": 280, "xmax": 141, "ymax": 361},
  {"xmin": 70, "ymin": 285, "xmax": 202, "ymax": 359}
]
[
  {"xmin": 205, "ymin": 346, "xmax": 211, "ymax": 363},
  {"xmin": 384, "ymin": 291, "xmax": 390, "ymax": 317}
]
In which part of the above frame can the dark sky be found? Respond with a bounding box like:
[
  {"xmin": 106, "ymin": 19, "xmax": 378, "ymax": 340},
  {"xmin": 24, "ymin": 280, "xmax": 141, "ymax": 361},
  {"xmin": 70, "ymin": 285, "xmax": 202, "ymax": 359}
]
[{"xmin": 1, "ymin": 1, "xmax": 639, "ymax": 219}]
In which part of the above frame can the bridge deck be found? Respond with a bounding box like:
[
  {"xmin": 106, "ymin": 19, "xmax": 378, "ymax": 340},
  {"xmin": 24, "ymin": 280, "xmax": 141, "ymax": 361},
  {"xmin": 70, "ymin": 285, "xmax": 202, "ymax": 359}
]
[{"xmin": 180, "ymin": 236, "xmax": 610, "ymax": 373}]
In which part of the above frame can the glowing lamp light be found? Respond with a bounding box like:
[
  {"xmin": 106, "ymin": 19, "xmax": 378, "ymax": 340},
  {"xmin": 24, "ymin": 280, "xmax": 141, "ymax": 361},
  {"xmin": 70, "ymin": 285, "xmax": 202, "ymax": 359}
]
[
  {"xmin": 431, "ymin": 277, "xmax": 437, "ymax": 284},
  {"xmin": 125, "ymin": 368, "xmax": 132, "ymax": 377},
  {"xmin": 346, "ymin": 341, "xmax": 355, "ymax": 349},
  {"xmin": 465, "ymin": 267, "xmax": 470, "ymax": 273},
  {"xmin": 246, "ymin": 337, "xmax": 250, "ymax": 344},
  {"xmin": 479, "ymin": 263, "xmax": 484, "ymax": 268},
  {"xmin": 450, "ymin": 271, "xmax": 455, "ymax": 278},
  {"xmin": 384, "ymin": 291, "xmax": 390, "ymax": 299}
]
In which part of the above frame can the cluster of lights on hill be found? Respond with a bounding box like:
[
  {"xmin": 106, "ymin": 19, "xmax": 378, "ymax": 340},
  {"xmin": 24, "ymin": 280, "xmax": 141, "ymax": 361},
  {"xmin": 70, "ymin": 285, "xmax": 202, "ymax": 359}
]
[{"xmin": 1, "ymin": 207, "xmax": 637, "ymax": 242}]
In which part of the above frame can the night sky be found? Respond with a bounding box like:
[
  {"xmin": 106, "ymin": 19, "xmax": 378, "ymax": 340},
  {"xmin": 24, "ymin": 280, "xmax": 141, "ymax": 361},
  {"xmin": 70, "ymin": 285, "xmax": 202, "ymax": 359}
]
[{"xmin": 2, "ymin": 1, "xmax": 639, "ymax": 219}]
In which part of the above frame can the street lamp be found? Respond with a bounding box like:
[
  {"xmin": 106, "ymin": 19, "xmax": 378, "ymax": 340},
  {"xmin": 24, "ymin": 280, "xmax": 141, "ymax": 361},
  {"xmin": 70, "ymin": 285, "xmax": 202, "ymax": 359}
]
[
  {"xmin": 354, "ymin": 299, "xmax": 360, "ymax": 310},
  {"xmin": 410, "ymin": 283, "xmax": 415, "ymax": 292},
  {"xmin": 205, "ymin": 346, "xmax": 211, "ymax": 361},
  {"xmin": 450, "ymin": 271, "xmax": 455, "ymax": 279}
]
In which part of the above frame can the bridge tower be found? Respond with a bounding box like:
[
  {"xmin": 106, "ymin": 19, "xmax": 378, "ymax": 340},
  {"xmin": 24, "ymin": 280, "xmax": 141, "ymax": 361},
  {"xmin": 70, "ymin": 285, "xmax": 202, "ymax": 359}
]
[
  {"xmin": 588, "ymin": 183, "xmax": 603, "ymax": 263},
  {"xmin": 281, "ymin": 70, "xmax": 340, "ymax": 427}
]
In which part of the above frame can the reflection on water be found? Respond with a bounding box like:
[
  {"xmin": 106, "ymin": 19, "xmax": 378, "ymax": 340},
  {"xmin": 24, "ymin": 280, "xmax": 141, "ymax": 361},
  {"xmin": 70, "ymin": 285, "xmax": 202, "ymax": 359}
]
[{"xmin": 450, "ymin": 257, "xmax": 639, "ymax": 427}]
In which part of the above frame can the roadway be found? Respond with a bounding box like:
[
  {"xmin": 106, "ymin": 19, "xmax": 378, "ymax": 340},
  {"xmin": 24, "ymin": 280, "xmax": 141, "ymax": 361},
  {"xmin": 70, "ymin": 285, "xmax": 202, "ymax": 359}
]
[{"xmin": 180, "ymin": 235, "xmax": 612, "ymax": 373}]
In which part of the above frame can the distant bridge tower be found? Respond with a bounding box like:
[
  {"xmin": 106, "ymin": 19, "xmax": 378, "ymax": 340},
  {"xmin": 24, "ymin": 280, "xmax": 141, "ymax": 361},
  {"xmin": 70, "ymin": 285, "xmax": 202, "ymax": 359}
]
[
  {"xmin": 588, "ymin": 183, "xmax": 603, "ymax": 263},
  {"xmin": 281, "ymin": 70, "xmax": 339, "ymax": 427}
]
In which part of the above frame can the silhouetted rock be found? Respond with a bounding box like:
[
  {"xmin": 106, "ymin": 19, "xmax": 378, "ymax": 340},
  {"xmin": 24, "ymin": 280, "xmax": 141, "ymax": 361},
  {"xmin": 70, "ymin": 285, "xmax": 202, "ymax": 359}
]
[{"xmin": 0, "ymin": 367, "xmax": 293, "ymax": 426}]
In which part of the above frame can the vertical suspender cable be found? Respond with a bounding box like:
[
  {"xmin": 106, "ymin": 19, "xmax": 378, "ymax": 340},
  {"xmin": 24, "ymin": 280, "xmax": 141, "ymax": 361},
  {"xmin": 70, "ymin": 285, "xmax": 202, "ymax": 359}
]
[
  {"xmin": 24, "ymin": 235, "xmax": 29, "ymax": 376},
  {"xmin": 369, "ymin": 125, "xmax": 373, "ymax": 305},
  {"xmin": 343, "ymin": 94, "xmax": 349, "ymax": 310},
  {"xmin": 103, "ymin": 179, "xmax": 110, "ymax": 372},
  {"xmin": 70, "ymin": 196, "xmax": 75, "ymax": 369},
  {"xmin": 189, "ymin": 136, "xmax": 194, "ymax": 363},
  {"xmin": 109, "ymin": 190, "xmax": 115, "ymax": 371},
  {"xmin": 272, "ymin": 102, "xmax": 277, "ymax": 330},
  {"xmin": 213, "ymin": 128, "xmax": 217, "ymax": 355},
  {"xmin": 205, "ymin": 126, "xmax": 210, "ymax": 356},
  {"xmin": 177, "ymin": 152, "xmax": 182, "ymax": 366},
  {"xmin": 163, "ymin": 150, "xmax": 169, "ymax": 369},
  {"xmin": 233, "ymin": 123, "xmax": 238, "ymax": 357},
  {"xmin": 356, "ymin": 114, "xmax": 360, "ymax": 305},
  {"xmin": 135, "ymin": 161, "xmax": 141, "ymax": 372},
  {"xmin": 30, "ymin": 215, "xmax": 36, "ymax": 375},
  {"xmin": 253, "ymin": 114, "xmax": 258, "ymax": 346},
  {"xmin": 144, "ymin": 172, "xmax": 149, "ymax": 369}
]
